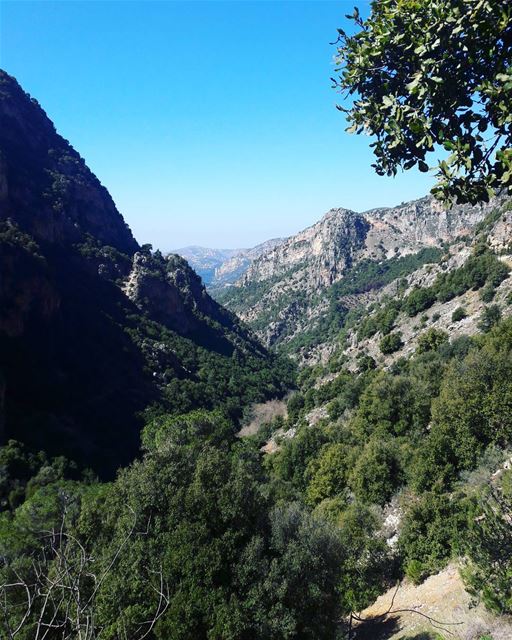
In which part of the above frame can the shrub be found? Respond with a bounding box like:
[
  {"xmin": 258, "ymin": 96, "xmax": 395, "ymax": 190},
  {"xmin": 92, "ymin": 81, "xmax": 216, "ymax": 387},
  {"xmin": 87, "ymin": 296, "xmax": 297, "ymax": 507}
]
[
  {"xmin": 462, "ymin": 489, "xmax": 512, "ymax": 615},
  {"xmin": 337, "ymin": 503, "xmax": 392, "ymax": 613},
  {"xmin": 287, "ymin": 392, "xmax": 305, "ymax": 423},
  {"xmin": 405, "ymin": 559, "xmax": 426, "ymax": 585},
  {"xmin": 480, "ymin": 283, "xmax": 496, "ymax": 303},
  {"xmin": 380, "ymin": 332, "xmax": 403, "ymax": 354},
  {"xmin": 478, "ymin": 305, "xmax": 502, "ymax": 332},
  {"xmin": 399, "ymin": 492, "xmax": 468, "ymax": 579},
  {"xmin": 357, "ymin": 354, "xmax": 376, "ymax": 373},
  {"xmin": 404, "ymin": 287, "xmax": 436, "ymax": 317},
  {"xmin": 451, "ymin": 306, "xmax": 467, "ymax": 322},
  {"xmin": 349, "ymin": 439, "xmax": 402, "ymax": 505},
  {"xmin": 306, "ymin": 443, "xmax": 349, "ymax": 505},
  {"xmin": 417, "ymin": 328, "xmax": 449, "ymax": 354}
]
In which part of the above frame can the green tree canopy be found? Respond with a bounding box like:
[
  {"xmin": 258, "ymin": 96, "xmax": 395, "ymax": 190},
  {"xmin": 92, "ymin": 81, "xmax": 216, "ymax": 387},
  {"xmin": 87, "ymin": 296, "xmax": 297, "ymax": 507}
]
[{"xmin": 334, "ymin": 0, "xmax": 512, "ymax": 204}]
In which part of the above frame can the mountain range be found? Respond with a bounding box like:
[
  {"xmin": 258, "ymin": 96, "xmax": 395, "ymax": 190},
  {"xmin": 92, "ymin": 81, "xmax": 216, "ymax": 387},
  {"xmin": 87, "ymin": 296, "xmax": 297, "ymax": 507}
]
[
  {"xmin": 216, "ymin": 196, "xmax": 511, "ymax": 362},
  {"xmin": 2, "ymin": 68, "xmax": 512, "ymax": 640}
]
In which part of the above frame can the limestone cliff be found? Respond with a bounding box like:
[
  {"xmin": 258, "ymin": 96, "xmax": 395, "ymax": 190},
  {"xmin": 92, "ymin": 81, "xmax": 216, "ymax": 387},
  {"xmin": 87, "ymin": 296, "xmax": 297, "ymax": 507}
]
[
  {"xmin": 220, "ymin": 196, "xmax": 500, "ymax": 352},
  {"xmin": 174, "ymin": 238, "xmax": 285, "ymax": 290}
]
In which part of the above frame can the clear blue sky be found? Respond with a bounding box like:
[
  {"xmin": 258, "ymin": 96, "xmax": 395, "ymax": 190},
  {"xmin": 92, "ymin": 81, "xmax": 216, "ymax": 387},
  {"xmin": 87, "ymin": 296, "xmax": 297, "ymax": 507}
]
[{"xmin": 0, "ymin": 0, "xmax": 434, "ymax": 250}]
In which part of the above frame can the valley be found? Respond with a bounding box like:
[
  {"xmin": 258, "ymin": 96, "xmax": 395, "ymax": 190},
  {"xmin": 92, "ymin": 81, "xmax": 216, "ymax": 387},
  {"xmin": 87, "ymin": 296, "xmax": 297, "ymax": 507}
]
[
  {"xmin": 2, "ymin": 1, "xmax": 512, "ymax": 635},
  {"xmin": 0, "ymin": 70, "xmax": 293, "ymax": 474}
]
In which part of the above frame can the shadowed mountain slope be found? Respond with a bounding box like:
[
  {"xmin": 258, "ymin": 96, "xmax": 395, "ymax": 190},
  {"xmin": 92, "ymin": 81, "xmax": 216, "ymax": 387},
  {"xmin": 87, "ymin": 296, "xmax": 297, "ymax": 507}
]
[{"xmin": 0, "ymin": 70, "xmax": 292, "ymax": 475}]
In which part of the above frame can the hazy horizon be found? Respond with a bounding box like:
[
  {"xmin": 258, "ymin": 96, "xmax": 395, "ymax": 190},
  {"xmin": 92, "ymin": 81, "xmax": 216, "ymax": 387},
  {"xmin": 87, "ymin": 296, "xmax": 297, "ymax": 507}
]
[{"xmin": 1, "ymin": 0, "xmax": 435, "ymax": 250}]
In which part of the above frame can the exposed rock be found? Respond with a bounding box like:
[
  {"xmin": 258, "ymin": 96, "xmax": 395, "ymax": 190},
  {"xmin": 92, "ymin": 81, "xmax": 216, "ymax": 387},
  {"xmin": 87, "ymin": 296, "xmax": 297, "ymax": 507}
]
[
  {"xmin": 260, "ymin": 426, "xmax": 297, "ymax": 454},
  {"xmin": 174, "ymin": 238, "xmax": 285, "ymax": 290},
  {"xmin": 304, "ymin": 406, "xmax": 329, "ymax": 427},
  {"xmin": 221, "ymin": 195, "xmax": 503, "ymax": 355},
  {"xmin": 124, "ymin": 252, "xmax": 195, "ymax": 333},
  {"xmin": 240, "ymin": 209, "xmax": 369, "ymax": 288},
  {"xmin": 212, "ymin": 238, "xmax": 286, "ymax": 289}
]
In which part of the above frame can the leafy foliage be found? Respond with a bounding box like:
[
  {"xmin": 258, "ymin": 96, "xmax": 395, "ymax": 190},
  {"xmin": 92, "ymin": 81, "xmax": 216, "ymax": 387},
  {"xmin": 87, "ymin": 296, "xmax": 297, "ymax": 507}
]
[
  {"xmin": 269, "ymin": 315, "xmax": 512, "ymax": 606},
  {"xmin": 334, "ymin": 0, "xmax": 512, "ymax": 204},
  {"xmin": 0, "ymin": 224, "xmax": 295, "ymax": 476},
  {"xmin": 379, "ymin": 331, "xmax": 403, "ymax": 354},
  {"xmin": 399, "ymin": 492, "xmax": 471, "ymax": 579},
  {"xmin": 462, "ymin": 487, "xmax": 512, "ymax": 614},
  {"xmin": 0, "ymin": 412, "xmax": 353, "ymax": 639},
  {"xmin": 417, "ymin": 328, "xmax": 448, "ymax": 354}
]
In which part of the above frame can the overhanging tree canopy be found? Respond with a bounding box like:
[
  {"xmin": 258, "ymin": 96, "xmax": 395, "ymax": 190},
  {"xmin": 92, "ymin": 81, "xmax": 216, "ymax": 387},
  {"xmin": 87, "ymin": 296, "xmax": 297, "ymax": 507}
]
[{"xmin": 333, "ymin": 0, "xmax": 512, "ymax": 204}]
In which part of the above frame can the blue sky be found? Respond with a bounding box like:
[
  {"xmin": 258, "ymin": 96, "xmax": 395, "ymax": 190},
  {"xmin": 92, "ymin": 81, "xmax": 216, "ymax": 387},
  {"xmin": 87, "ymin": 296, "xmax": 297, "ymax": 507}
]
[{"xmin": 1, "ymin": 0, "xmax": 434, "ymax": 250}]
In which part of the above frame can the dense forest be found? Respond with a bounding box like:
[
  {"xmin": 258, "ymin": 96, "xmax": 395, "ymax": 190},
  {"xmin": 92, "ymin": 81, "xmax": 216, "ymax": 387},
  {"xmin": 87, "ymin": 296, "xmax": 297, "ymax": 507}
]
[{"xmin": 2, "ymin": 314, "xmax": 512, "ymax": 637}]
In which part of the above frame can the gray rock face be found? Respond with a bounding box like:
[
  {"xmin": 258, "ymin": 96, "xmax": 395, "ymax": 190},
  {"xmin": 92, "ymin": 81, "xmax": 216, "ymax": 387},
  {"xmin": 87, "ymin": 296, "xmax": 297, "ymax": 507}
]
[
  {"xmin": 213, "ymin": 238, "xmax": 285, "ymax": 290},
  {"xmin": 240, "ymin": 209, "xmax": 369, "ymax": 288},
  {"xmin": 174, "ymin": 238, "xmax": 285, "ymax": 289},
  {"xmin": 124, "ymin": 252, "xmax": 194, "ymax": 333},
  {"xmin": 362, "ymin": 196, "xmax": 490, "ymax": 257},
  {"xmin": 222, "ymin": 196, "xmax": 500, "ymax": 351}
]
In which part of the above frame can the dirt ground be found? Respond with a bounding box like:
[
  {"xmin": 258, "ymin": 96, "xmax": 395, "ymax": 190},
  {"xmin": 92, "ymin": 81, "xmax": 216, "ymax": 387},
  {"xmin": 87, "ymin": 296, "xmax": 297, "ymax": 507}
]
[
  {"xmin": 236, "ymin": 398, "xmax": 287, "ymax": 437},
  {"xmin": 353, "ymin": 564, "xmax": 512, "ymax": 640}
]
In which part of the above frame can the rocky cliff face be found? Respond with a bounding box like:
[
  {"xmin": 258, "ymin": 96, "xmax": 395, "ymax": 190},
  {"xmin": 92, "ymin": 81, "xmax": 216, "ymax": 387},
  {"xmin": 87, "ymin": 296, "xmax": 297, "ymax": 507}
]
[
  {"xmin": 220, "ymin": 196, "xmax": 500, "ymax": 352},
  {"xmin": 242, "ymin": 197, "xmax": 492, "ymax": 286},
  {"xmin": 212, "ymin": 238, "xmax": 285, "ymax": 290},
  {"xmin": 362, "ymin": 196, "xmax": 490, "ymax": 257},
  {"xmin": 240, "ymin": 210, "xmax": 369, "ymax": 288},
  {"xmin": 0, "ymin": 70, "xmax": 287, "ymax": 475},
  {"xmin": 175, "ymin": 238, "xmax": 285, "ymax": 290}
]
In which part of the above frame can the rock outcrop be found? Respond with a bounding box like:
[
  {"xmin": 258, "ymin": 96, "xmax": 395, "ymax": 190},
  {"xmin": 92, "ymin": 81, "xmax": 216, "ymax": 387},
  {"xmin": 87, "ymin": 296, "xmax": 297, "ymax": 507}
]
[{"xmin": 175, "ymin": 238, "xmax": 285, "ymax": 290}]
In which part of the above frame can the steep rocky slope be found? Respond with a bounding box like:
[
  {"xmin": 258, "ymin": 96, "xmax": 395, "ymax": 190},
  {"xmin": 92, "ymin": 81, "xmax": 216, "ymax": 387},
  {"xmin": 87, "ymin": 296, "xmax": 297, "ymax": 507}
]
[
  {"xmin": 210, "ymin": 238, "xmax": 285, "ymax": 291},
  {"xmin": 338, "ymin": 202, "xmax": 512, "ymax": 370},
  {"xmin": 175, "ymin": 238, "xmax": 284, "ymax": 290},
  {"xmin": 172, "ymin": 246, "xmax": 239, "ymax": 285},
  {"xmin": 0, "ymin": 70, "xmax": 291, "ymax": 474},
  {"xmin": 219, "ymin": 196, "xmax": 502, "ymax": 356}
]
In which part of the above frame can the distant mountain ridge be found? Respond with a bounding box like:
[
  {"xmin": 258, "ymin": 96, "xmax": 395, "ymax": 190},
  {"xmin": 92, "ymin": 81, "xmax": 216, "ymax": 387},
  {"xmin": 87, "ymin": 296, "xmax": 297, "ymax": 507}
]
[
  {"xmin": 172, "ymin": 246, "xmax": 239, "ymax": 285},
  {"xmin": 174, "ymin": 238, "xmax": 284, "ymax": 290}
]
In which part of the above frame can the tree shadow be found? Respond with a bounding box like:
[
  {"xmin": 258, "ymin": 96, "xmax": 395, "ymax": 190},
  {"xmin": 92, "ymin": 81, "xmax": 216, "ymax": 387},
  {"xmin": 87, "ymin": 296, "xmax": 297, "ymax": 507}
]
[
  {"xmin": 353, "ymin": 615, "xmax": 401, "ymax": 640},
  {"xmin": 352, "ymin": 615, "xmax": 441, "ymax": 640}
]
